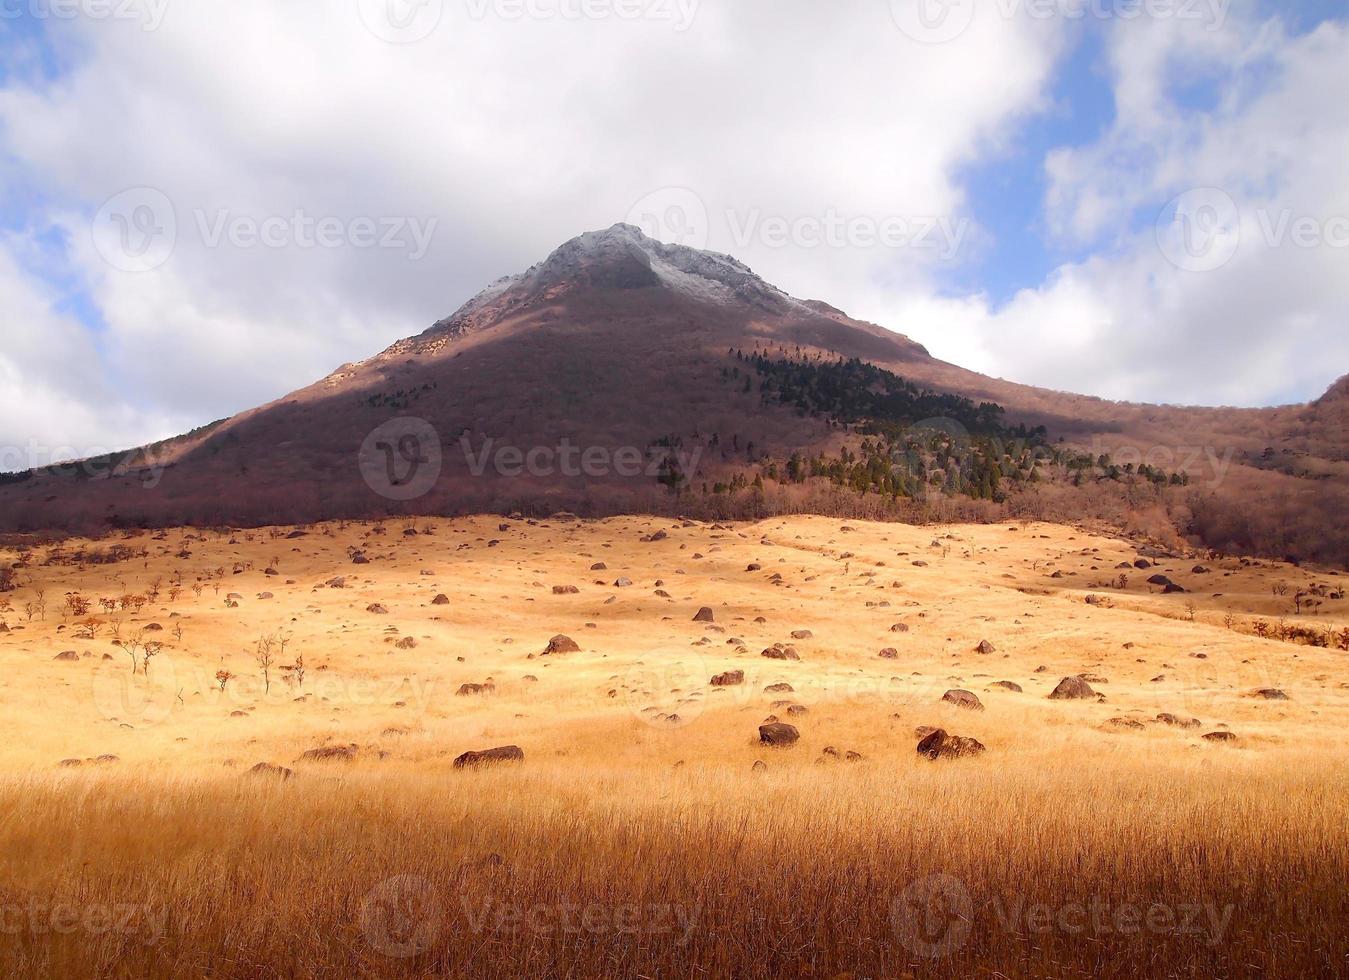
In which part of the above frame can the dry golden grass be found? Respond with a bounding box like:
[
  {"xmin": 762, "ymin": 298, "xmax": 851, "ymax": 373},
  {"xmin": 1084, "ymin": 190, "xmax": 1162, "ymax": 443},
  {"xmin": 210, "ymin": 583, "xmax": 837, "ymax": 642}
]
[{"xmin": 0, "ymin": 514, "xmax": 1345, "ymax": 977}]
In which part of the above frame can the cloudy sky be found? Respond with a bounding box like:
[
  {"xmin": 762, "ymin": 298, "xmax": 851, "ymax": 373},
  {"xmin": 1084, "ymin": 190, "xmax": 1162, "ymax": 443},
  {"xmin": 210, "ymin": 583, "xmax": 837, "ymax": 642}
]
[{"xmin": 1, "ymin": 0, "xmax": 1346, "ymax": 465}]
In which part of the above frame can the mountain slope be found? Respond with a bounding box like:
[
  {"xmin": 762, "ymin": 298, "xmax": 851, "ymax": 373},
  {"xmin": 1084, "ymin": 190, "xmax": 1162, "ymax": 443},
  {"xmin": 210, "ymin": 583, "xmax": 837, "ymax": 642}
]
[{"xmin": 1, "ymin": 224, "xmax": 1344, "ymax": 564}]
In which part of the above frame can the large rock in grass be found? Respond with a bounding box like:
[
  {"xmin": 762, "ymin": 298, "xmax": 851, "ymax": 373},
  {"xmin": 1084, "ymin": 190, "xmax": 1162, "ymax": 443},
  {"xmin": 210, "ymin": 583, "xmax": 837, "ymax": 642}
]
[
  {"xmin": 710, "ymin": 670, "xmax": 744, "ymax": 687},
  {"xmin": 693, "ymin": 606, "xmax": 715, "ymax": 623},
  {"xmin": 941, "ymin": 689, "xmax": 983, "ymax": 710},
  {"xmin": 453, "ymin": 745, "xmax": 525, "ymax": 768},
  {"xmin": 916, "ymin": 728, "xmax": 986, "ymax": 760},
  {"xmin": 1048, "ymin": 676, "xmax": 1096, "ymax": 700},
  {"xmin": 758, "ymin": 722, "xmax": 800, "ymax": 747},
  {"xmin": 247, "ymin": 762, "xmax": 295, "ymax": 779},
  {"xmin": 543, "ymin": 634, "xmax": 579, "ymax": 655}
]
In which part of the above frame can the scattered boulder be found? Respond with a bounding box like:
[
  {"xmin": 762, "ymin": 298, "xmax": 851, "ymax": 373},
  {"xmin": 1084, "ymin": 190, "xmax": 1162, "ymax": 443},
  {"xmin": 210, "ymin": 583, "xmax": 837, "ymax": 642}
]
[
  {"xmin": 247, "ymin": 762, "xmax": 294, "ymax": 779},
  {"xmin": 456, "ymin": 682, "xmax": 495, "ymax": 696},
  {"xmin": 941, "ymin": 689, "xmax": 984, "ymax": 711},
  {"xmin": 764, "ymin": 682, "xmax": 794, "ymax": 693},
  {"xmin": 552, "ymin": 585, "xmax": 579, "ymax": 595},
  {"xmin": 990, "ymin": 681, "xmax": 1022, "ymax": 692},
  {"xmin": 1106, "ymin": 717, "xmax": 1145, "ymax": 731},
  {"xmin": 710, "ymin": 670, "xmax": 744, "ymax": 687},
  {"xmin": 1202, "ymin": 731, "xmax": 1238, "ymax": 743},
  {"xmin": 878, "ymin": 647, "xmax": 898, "ymax": 659},
  {"xmin": 453, "ymin": 745, "xmax": 525, "ymax": 768},
  {"xmin": 432, "ymin": 594, "xmax": 450, "ymax": 605},
  {"xmin": 790, "ymin": 629, "xmax": 813, "ymax": 640},
  {"xmin": 975, "ymin": 640, "xmax": 996, "ymax": 655},
  {"xmin": 916, "ymin": 729, "xmax": 986, "ymax": 760},
  {"xmin": 590, "ymin": 562, "xmax": 608, "ymax": 571},
  {"xmin": 366, "ymin": 603, "xmax": 389, "ymax": 615},
  {"xmin": 1251, "ymin": 688, "xmax": 1289, "ymax": 700},
  {"xmin": 761, "ymin": 645, "xmax": 800, "ymax": 661},
  {"xmin": 299, "ymin": 744, "xmax": 359, "ymax": 762},
  {"xmin": 543, "ymin": 634, "xmax": 580, "ymax": 655},
  {"xmin": 1048, "ymin": 676, "xmax": 1096, "ymax": 700},
  {"xmin": 693, "ymin": 606, "xmax": 715, "ymax": 623},
  {"xmin": 53, "ymin": 650, "xmax": 79, "ymax": 662},
  {"xmin": 1156, "ymin": 713, "xmax": 1201, "ymax": 729},
  {"xmin": 758, "ymin": 722, "xmax": 800, "ymax": 747}
]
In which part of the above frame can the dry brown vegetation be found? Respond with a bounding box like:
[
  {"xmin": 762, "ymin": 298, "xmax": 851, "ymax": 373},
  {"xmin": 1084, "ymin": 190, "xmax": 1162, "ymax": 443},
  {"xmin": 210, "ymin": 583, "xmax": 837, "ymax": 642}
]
[{"xmin": 0, "ymin": 514, "xmax": 1345, "ymax": 977}]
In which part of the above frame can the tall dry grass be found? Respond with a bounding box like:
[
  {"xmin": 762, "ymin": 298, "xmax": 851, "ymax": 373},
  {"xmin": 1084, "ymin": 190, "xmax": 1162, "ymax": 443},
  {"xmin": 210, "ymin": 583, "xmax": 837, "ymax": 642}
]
[{"xmin": 0, "ymin": 752, "xmax": 1344, "ymax": 979}]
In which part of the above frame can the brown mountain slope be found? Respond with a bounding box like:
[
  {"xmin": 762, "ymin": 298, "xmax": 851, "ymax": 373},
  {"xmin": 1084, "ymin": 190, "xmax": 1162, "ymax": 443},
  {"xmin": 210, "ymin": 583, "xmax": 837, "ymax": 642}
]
[{"xmin": 0, "ymin": 224, "xmax": 1343, "ymax": 563}]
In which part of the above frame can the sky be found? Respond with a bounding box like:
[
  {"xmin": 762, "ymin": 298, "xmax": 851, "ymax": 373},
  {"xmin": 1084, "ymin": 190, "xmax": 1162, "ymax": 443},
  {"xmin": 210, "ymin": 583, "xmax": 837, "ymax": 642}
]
[{"xmin": 0, "ymin": 0, "xmax": 1347, "ymax": 466}]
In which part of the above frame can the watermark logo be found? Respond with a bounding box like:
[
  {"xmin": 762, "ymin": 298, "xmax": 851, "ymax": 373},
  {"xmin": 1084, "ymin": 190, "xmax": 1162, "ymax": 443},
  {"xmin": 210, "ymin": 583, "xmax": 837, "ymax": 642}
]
[
  {"xmin": 1155, "ymin": 187, "xmax": 1240, "ymax": 273},
  {"xmin": 92, "ymin": 189, "xmax": 438, "ymax": 270},
  {"xmin": 1156, "ymin": 187, "xmax": 1349, "ymax": 273},
  {"xmin": 360, "ymin": 418, "xmax": 444, "ymax": 501},
  {"xmin": 468, "ymin": 0, "xmax": 699, "ymax": 30},
  {"xmin": 891, "ymin": 873, "xmax": 974, "ymax": 958},
  {"xmin": 890, "ymin": 0, "xmax": 1230, "ymax": 42},
  {"xmin": 91, "ymin": 653, "xmax": 178, "ymax": 727},
  {"xmin": 627, "ymin": 186, "xmax": 710, "ymax": 250},
  {"xmin": 891, "ymin": 875, "xmax": 1236, "ymax": 958},
  {"xmin": 359, "ymin": 876, "xmax": 700, "ymax": 957},
  {"xmin": 356, "ymin": 0, "xmax": 445, "ymax": 42},
  {"xmin": 620, "ymin": 652, "xmax": 709, "ymax": 729},
  {"xmin": 360, "ymin": 875, "xmax": 442, "ymax": 958},
  {"xmin": 889, "ymin": 0, "xmax": 976, "ymax": 44},
  {"xmin": 194, "ymin": 209, "xmax": 437, "ymax": 259},
  {"xmin": 628, "ymin": 187, "xmax": 968, "ymax": 257},
  {"xmin": 92, "ymin": 187, "xmax": 176, "ymax": 273}
]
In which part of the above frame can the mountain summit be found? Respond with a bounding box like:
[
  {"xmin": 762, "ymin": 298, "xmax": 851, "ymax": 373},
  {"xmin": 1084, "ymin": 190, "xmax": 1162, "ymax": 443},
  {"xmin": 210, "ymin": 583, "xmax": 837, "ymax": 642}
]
[
  {"xmin": 0, "ymin": 225, "xmax": 1344, "ymax": 564},
  {"xmin": 417, "ymin": 223, "xmax": 880, "ymax": 348}
]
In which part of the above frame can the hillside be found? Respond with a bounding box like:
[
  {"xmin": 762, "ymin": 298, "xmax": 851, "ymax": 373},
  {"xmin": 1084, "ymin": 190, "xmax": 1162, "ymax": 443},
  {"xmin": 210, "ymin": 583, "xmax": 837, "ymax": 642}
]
[{"xmin": 0, "ymin": 224, "xmax": 1344, "ymax": 564}]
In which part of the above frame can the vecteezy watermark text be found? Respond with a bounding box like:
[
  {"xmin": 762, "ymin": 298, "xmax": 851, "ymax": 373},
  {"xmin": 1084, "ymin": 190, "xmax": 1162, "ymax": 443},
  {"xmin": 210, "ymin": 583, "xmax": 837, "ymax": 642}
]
[
  {"xmin": 461, "ymin": 437, "xmax": 704, "ymax": 480},
  {"xmin": 892, "ymin": 874, "xmax": 1236, "ymax": 959},
  {"xmin": 0, "ymin": 0, "xmax": 168, "ymax": 30},
  {"xmin": 889, "ymin": 0, "xmax": 1231, "ymax": 45},
  {"xmin": 360, "ymin": 875, "xmax": 699, "ymax": 958},
  {"xmin": 627, "ymin": 188, "xmax": 969, "ymax": 258},
  {"xmin": 358, "ymin": 418, "xmax": 706, "ymax": 500},
  {"xmin": 0, "ymin": 901, "xmax": 165, "ymax": 943},
  {"xmin": 92, "ymin": 187, "xmax": 438, "ymax": 272},
  {"xmin": 356, "ymin": 0, "xmax": 699, "ymax": 43}
]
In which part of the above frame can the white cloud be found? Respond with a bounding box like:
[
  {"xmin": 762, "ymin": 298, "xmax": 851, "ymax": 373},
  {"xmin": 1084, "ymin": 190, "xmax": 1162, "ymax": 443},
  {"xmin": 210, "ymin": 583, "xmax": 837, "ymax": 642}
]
[
  {"xmin": 906, "ymin": 10, "xmax": 1349, "ymax": 407},
  {"xmin": 0, "ymin": 235, "xmax": 183, "ymax": 465}
]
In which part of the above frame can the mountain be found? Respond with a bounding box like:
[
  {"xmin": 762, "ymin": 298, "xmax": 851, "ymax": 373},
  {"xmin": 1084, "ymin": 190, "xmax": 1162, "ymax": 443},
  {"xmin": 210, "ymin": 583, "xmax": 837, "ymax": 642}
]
[{"xmin": 1, "ymin": 223, "xmax": 1345, "ymax": 564}]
